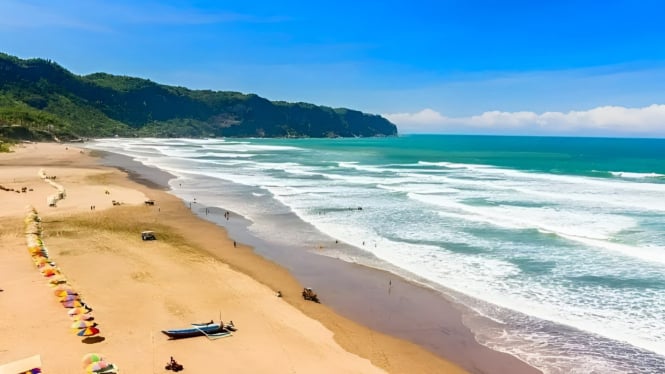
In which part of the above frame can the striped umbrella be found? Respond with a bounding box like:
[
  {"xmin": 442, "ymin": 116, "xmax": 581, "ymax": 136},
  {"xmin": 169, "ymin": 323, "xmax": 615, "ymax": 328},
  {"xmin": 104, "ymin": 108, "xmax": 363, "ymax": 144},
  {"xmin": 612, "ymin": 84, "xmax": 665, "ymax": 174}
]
[
  {"xmin": 77, "ymin": 326, "xmax": 100, "ymax": 337},
  {"xmin": 68, "ymin": 306, "xmax": 93, "ymax": 316}
]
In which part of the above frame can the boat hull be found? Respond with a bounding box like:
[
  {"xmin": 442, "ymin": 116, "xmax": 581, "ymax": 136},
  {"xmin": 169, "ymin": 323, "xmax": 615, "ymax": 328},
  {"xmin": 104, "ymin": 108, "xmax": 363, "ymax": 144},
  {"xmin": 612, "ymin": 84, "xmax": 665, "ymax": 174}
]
[{"xmin": 161, "ymin": 324, "xmax": 224, "ymax": 339}]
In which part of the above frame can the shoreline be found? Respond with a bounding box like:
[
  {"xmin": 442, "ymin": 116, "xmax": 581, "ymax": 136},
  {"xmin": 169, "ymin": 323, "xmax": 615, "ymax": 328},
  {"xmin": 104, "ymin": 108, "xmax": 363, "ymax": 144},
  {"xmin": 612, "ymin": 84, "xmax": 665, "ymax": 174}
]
[
  {"xmin": 0, "ymin": 143, "xmax": 461, "ymax": 373},
  {"xmin": 94, "ymin": 145, "xmax": 541, "ymax": 373}
]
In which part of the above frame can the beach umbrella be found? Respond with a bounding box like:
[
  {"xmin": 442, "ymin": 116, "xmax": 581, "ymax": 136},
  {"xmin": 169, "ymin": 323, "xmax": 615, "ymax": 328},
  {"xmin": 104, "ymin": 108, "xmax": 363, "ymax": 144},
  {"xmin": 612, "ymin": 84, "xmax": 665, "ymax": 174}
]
[
  {"xmin": 33, "ymin": 257, "xmax": 52, "ymax": 266},
  {"xmin": 59, "ymin": 294, "xmax": 81, "ymax": 302},
  {"xmin": 52, "ymin": 284, "xmax": 73, "ymax": 293},
  {"xmin": 39, "ymin": 265, "xmax": 57, "ymax": 274},
  {"xmin": 81, "ymin": 353, "xmax": 104, "ymax": 367},
  {"xmin": 70, "ymin": 313, "xmax": 94, "ymax": 321},
  {"xmin": 71, "ymin": 320, "xmax": 96, "ymax": 329},
  {"xmin": 77, "ymin": 326, "xmax": 100, "ymax": 337},
  {"xmin": 62, "ymin": 299, "xmax": 84, "ymax": 308},
  {"xmin": 85, "ymin": 361, "xmax": 109, "ymax": 373},
  {"xmin": 36, "ymin": 259, "xmax": 55, "ymax": 267},
  {"xmin": 54, "ymin": 288, "xmax": 77, "ymax": 297},
  {"xmin": 48, "ymin": 277, "xmax": 68, "ymax": 286},
  {"xmin": 41, "ymin": 268, "xmax": 60, "ymax": 277},
  {"xmin": 28, "ymin": 246, "xmax": 43, "ymax": 254},
  {"xmin": 68, "ymin": 306, "xmax": 92, "ymax": 316}
]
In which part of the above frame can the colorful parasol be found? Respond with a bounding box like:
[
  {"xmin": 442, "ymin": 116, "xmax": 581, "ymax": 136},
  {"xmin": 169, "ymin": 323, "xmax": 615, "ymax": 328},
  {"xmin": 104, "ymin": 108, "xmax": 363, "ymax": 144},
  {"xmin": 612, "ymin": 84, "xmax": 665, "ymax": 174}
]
[
  {"xmin": 33, "ymin": 257, "xmax": 52, "ymax": 266},
  {"xmin": 68, "ymin": 306, "xmax": 92, "ymax": 316},
  {"xmin": 39, "ymin": 265, "xmax": 60, "ymax": 277},
  {"xmin": 59, "ymin": 294, "xmax": 81, "ymax": 302},
  {"xmin": 41, "ymin": 268, "xmax": 60, "ymax": 277},
  {"xmin": 70, "ymin": 313, "xmax": 94, "ymax": 321},
  {"xmin": 85, "ymin": 361, "xmax": 109, "ymax": 373},
  {"xmin": 48, "ymin": 276, "xmax": 67, "ymax": 286},
  {"xmin": 54, "ymin": 288, "xmax": 77, "ymax": 297},
  {"xmin": 71, "ymin": 320, "xmax": 96, "ymax": 329},
  {"xmin": 61, "ymin": 299, "xmax": 84, "ymax": 308},
  {"xmin": 19, "ymin": 368, "xmax": 41, "ymax": 374},
  {"xmin": 81, "ymin": 353, "xmax": 104, "ymax": 367},
  {"xmin": 77, "ymin": 326, "xmax": 100, "ymax": 337}
]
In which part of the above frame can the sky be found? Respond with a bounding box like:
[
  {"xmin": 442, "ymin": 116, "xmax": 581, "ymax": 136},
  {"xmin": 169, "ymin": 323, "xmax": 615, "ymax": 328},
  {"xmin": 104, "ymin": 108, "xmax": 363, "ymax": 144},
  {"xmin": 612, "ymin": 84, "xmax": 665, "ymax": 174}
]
[{"xmin": 1, "ymin": 0, "xmax": 665, "ymax": 136}]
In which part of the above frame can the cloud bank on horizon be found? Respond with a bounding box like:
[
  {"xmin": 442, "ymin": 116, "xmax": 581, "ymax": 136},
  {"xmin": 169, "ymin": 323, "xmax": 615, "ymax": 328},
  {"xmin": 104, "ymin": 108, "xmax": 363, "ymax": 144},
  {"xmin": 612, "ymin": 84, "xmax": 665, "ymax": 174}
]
[{"xmin": 385, "ymin": 104, "xmax": 665, "ymax": 137}]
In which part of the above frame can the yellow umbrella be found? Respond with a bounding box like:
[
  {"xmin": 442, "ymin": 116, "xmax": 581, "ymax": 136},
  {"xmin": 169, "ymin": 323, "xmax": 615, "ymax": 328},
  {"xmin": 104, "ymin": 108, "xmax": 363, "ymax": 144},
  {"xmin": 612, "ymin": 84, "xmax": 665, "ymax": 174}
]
[
  {"xmin": 48, "ymin": 277, "xmax": 68, "ymax": 286},
  {"xmin": 71, "ymin": 320, "xmax": 96, "ymax": 329},
  {"xmin": 54, "ymin": 288, "xmax": 77, "ymax": 297}
]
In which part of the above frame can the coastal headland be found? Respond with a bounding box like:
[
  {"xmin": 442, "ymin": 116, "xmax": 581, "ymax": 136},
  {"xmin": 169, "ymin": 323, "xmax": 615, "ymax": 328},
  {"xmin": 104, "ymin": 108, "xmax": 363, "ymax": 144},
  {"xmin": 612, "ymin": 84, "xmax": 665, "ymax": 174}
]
[{"xmin": 0, "ymin": 143, "xmax": 539, "ymax": 373}]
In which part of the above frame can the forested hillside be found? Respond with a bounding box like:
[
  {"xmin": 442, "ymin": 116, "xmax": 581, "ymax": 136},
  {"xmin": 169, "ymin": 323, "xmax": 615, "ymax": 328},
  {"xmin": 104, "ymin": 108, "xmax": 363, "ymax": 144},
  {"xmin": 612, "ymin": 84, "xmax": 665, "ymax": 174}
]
[{"xmin": 0, "ymin": 53, "xmax": 398, "ymax": 141}]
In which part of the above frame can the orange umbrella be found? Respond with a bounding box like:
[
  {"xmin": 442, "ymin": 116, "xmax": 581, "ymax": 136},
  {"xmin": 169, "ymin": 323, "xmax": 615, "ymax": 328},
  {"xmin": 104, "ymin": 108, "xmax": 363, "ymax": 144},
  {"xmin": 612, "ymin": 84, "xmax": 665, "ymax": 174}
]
[{"xmin": 41, "ymin": 268, "xmax": 60, "ymax": 277}]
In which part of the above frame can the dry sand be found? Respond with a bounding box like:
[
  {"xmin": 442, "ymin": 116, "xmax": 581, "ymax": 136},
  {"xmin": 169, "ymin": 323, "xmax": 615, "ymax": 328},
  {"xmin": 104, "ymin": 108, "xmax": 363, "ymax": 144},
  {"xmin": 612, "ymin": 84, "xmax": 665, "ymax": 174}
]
[{"xmin": 0, "ymin": 143, "xmax": 467, "ymax": 373}]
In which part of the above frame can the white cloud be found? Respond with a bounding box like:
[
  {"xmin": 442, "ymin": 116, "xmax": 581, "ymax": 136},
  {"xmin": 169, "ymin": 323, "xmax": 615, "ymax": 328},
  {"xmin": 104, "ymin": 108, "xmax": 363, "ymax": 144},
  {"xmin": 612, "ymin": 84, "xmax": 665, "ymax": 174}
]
[{"xmin": 384, "ymin": 104, "xmax": 665, "ymax": 137}]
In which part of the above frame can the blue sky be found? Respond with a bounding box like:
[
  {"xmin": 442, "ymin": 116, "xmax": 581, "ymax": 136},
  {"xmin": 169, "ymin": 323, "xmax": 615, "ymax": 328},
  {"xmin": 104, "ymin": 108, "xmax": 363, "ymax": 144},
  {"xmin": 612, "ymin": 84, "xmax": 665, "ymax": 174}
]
[{"xmin": 1, "ymin": 0, "xmax": 665, "ymax": 136}]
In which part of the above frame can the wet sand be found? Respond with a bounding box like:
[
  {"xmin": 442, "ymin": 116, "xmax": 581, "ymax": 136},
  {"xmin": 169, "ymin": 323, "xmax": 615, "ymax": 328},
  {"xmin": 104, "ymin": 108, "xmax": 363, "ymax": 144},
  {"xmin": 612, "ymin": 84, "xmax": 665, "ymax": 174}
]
[{"xmin": 99, "ymin": 144, "xmax": 541, "ymax": 374}]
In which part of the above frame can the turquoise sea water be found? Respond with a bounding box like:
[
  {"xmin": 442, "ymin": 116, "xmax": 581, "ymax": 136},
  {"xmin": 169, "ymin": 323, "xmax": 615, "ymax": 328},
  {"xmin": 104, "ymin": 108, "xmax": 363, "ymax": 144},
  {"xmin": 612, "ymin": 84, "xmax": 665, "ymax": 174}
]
[{"xmin": 88, "ymin": 135, "xmax": 665, "ymax": 373}]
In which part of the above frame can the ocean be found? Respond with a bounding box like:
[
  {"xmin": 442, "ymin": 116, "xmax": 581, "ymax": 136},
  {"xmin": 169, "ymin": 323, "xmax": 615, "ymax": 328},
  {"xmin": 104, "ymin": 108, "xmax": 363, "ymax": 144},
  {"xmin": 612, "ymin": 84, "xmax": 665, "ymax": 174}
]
[{"xmin": 87, "ymin": 135, "xmax": 665, "ymax": 373}]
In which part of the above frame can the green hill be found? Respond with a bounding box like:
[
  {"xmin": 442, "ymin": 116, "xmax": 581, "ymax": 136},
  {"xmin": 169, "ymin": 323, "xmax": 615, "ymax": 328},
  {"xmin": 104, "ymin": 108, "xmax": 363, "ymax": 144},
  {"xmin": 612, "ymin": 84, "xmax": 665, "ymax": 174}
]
[{"xmin": 0, "ymin": 53, "xmax": 398, "ymax": 142}]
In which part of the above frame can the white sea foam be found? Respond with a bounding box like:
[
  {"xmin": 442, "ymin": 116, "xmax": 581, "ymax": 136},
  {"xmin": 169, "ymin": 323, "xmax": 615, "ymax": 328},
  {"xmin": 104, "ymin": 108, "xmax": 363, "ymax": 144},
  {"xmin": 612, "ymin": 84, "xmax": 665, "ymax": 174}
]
[
  {"xmin": 610, "ymin": 171, "xmax": 665, "ymax": 179},
  {"xmin": 86, "ymin": 138, "xmax": 665, "ymax": 370}
]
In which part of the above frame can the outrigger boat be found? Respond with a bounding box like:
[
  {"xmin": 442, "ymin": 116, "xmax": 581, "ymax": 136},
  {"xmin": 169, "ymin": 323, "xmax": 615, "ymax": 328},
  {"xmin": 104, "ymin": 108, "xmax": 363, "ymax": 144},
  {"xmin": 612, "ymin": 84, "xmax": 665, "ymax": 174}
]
[
  {"xmin": 192, "ymin": 320, "xmax": 238, "ymax": 332},
  {"xmin": 161, "ymin": 323, "xmax": 229, "ymax": 339}
]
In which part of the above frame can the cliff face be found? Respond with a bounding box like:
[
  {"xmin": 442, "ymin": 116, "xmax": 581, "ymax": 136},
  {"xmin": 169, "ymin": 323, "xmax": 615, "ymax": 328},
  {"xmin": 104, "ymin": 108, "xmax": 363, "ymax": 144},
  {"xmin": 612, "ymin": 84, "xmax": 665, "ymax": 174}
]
[{"xmin": 0, "ymin": 53, "xmax": 398, "ymax": 140}]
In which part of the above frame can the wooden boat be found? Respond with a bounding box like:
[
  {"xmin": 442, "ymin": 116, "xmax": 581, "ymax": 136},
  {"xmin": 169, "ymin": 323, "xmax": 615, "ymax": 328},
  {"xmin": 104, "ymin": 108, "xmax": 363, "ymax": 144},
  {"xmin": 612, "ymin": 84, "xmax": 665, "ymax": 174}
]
[
  {"xmin": 161, "ymin": 323, "xmax": 226, "ymax": 339},
  {"xmin": 192, "ymin": 320, "xmax": 238, "ymax": 332}
]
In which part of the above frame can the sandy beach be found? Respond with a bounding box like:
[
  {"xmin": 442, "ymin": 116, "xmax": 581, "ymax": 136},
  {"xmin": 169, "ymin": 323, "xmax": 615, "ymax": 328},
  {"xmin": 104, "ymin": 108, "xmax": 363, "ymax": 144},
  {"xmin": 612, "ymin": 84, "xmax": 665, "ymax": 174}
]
[{"xmin": 0, "ymin": 143, "xmax": 470, "ymax": 373}]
